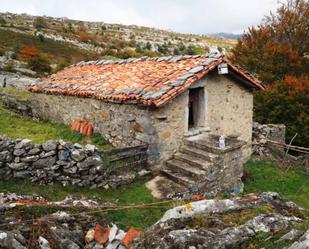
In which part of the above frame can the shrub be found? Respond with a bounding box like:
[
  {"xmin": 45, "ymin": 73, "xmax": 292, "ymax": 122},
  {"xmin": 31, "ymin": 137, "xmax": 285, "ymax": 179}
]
[
  {"xmin": 254, "ymin": 75, "xmax": 309, "ymax": 147},
  {"xmin": 0, "ymin": 17, "xmax": 6, "ymax": 27}
]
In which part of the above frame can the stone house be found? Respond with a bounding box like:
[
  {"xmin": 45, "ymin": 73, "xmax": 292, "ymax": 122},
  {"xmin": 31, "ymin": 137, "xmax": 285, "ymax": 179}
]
[{"xmin": 29, "ymin": 53, "xmax": 264, "ymax": 166}]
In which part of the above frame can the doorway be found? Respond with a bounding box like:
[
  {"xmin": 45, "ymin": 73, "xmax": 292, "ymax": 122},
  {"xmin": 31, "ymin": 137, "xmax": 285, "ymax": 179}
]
[{"xmin": 188, "ymin": 87, "xmax": 205, "ymax": 129}]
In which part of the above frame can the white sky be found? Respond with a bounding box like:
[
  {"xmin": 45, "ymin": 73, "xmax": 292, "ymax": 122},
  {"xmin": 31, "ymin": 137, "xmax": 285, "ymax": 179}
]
[{"xmin": 0, "ymin": 0, "xmax": 280, "ymax": 34}]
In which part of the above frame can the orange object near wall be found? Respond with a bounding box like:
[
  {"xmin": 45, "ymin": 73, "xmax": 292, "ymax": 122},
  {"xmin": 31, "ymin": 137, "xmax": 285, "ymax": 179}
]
[
  {"xmin": 86, "ymin": 124, "xmax": 93, "ymax": 137},
  {"xmin": 70, "ymin": 119, "xmax": 94, "ymax": 137}
]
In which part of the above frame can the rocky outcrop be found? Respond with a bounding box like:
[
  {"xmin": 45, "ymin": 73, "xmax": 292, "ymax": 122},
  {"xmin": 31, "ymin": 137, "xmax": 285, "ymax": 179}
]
[
  {"xmin": 252, "ymin": 122, "xmax": 286, "ymax": 157},
  {"xmin": 133, "ymin": 192, "xmax": 308, "ymax": 249},
  {"xmin": 0, "ymin": 136, "xmax": 143, "ymax": 188}
]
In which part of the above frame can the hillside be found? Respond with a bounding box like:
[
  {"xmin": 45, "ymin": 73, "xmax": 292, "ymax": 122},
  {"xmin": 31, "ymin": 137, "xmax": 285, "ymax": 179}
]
[{"xmin": 0, "ymin": 12, "xmax": 237, "ymax": 75}]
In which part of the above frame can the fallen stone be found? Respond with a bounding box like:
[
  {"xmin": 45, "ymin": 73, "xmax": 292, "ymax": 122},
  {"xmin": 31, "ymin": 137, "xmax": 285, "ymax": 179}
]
[
  {"xmin": 108, "ymin": 224, "xmax": 118, "ymax": 242},
  {"xmin": 122, "ymin": 227, "xmax": 141, "ymax": 248},
  {"xmin": 85, "ymin": 228, "xmax": 95, "ymax": 243},
  {"xmin": 38, "ymin": 236, "xmax": 51, "ymax": 249},
  {"xmin": 94, "ymin": 224, "xmax": 109, "ymax": 245}
]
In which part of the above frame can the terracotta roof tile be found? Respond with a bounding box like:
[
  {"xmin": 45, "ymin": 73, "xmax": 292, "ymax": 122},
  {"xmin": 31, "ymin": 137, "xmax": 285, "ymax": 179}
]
[{"xmin": 29, "ymin": 52, "xmax": 265, "ymax": 107}]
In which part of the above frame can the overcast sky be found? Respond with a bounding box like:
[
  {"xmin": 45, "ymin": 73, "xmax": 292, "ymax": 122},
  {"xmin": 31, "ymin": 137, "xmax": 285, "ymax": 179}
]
[{"xmin": 0, "ymin": 0, "xmax": 280, "ymax": 34}]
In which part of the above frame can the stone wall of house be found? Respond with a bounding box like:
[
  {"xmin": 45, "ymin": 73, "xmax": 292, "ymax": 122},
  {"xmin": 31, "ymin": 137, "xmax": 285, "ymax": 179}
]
[
  {"xmin": 31, "ymin": 92, "xmax": 188, "ymax": 165},
  {"xmin": 0, "ymin": 136, "xmax": 141, "ymax": 188},
  {"xmin": 205, "ymin": 72, "xmax": 254, "ymax": 161}
]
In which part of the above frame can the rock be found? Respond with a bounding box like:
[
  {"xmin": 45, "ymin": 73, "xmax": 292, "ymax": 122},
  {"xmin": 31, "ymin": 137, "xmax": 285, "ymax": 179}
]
[
  {"xmin": 63, "ymin": 166, "xmax": 77, "ymax": 174},
  {"xmin": 0, "ymin": 232, "xmax": 9, "ymax": 248},
  {"xmin": 77, "ymin": 156, "xmax": 102, "ymax": 170},
  {"xmin": 15, "ymin": 139, "xmax": 32, "ymax": 150},
  {"xmin": 38, "ymin": 236, "xmax": 51, "ymax": 249},
  {"xmin": 60, "ymin": 239, "xmax": 80, "ymax": 249},
  {"xmin": 41, "ymin": 150, "xmax": 56, "ymax": 158},
  {"xmin": 13, "ymin": 149, "xmax": 25, "ymax": 157},
  {"xmin": 28, "ymin": 147, "xmax": 41, "ymax": 155},
  {"xmin": 71, "ymin": 149, "xmax": 86, "ymax": 162},
  {"xmin": 0, "ymin": 151, "xmax": 11, "ymax": 161},
  {"xmin": 92, "ymin": 243, "xmax": 104, "ymax": 249},
  {"xmin": 85, "ymin": 144, "xmax": 96, "ymax": 153},
  {"xmin": 137, "ymin": 170, "xmax": 150, "ymax": 177},
  {"xmin": 32, "ymin": 157, "xmax": 56, "ymax": 169},
  {"xmin": 20, "ymin": 155, "xmax": 39, "ymax": 162},
  {"xmin": 85, "ymin": 228, "xmax": 95, "ymax": 243},
  {"xmin": 276, "ymin": 229, "xmax": 303, "ymax": 243},
  {"xmin": 106, "ymin": 240, "xmax": 120, "ymax": 249},
  {"xmin": 73, "ymin": 143, "xmax": 83, "ymax": 149},
  {"xmin": 115, "ymin": 230, "xmax": 126, "ymax": 241},
  {"xmin": 108, "ymin": 224, "xmax": 118, "ymax": 242},
  {"xmin": 8, "ymin": 162, "xmax": 28, "ymax": 170},
  {"xmin": 288, "ymin": 229, "xmax": 309, "ymax": 249},
  {"xmin": 42, "ymin": 141, "xmax": 57, "ymax": 151},
  {"xmin": 13, "ymin": 170, "xmax": 31, "ymax": 179},
  {"xmin": 11, "ymin": 238, "xmax": 27, "ymax": 249}
]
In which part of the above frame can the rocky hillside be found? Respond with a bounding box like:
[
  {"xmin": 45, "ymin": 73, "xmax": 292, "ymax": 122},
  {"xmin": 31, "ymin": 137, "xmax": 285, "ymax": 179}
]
[{"xmin": 0, "ymin": 12, "xmax": 237, "ymax": 76}]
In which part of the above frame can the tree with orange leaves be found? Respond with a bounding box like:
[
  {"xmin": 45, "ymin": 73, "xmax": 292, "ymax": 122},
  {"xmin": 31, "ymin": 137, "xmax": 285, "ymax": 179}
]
[{"xmin": 232, "ymin": 0, "xmax": 309, "ymax": 147}]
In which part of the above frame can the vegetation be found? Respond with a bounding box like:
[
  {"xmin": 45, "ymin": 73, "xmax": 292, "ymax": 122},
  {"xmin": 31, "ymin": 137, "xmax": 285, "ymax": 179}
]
[
  {"xmin": 244, "ymin": 160, "xmax": 309, "ymax": 209},
  {"xmin": 231, "ymin": 0, "xmax": 309, "ymax": 147},
  {"xmin": 0, "ymin": 177, "xmax": 170, "ymax": 230},
  {"xmin": 0, "ymin": 29, "xmax": 98, "ymax": 68},
  {"xmin": 19, "ymin": 46, "xmax": 52, "ymax": 74}
]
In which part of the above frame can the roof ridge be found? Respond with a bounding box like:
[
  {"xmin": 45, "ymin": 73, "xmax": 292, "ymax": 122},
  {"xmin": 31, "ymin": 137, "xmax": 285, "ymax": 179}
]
[{"xmin": 69, "ymin": 52, "xmax": 222, "ymax": 68}]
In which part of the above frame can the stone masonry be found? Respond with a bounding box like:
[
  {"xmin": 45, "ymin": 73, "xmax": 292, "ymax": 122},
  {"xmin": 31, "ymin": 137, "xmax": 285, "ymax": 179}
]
[{"xmin": 0, "ymin": 136, "xmax": 139, "ymax": 188}]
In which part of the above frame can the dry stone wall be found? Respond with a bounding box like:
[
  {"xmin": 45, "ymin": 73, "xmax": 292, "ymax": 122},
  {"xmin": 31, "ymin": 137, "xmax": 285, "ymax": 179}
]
[{"xmin": 0, "ymin": 136, "xmax": 140, "ymax": 188}]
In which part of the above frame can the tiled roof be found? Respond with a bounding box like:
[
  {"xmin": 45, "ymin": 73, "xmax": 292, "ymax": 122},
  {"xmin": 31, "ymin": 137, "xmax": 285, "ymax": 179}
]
[{"xmin": 29, "ymin": 53, "xmax": 265, "ymax": 107}]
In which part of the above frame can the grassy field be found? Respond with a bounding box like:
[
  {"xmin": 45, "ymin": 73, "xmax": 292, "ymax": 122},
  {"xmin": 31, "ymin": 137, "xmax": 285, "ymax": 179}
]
[
  {"xmin": 0, "ymin": 88, "xmax": 112, "ymax": 150},
  {"xmin": 244, "ymin": 160, "xmax": 309, "ymax": 209}
]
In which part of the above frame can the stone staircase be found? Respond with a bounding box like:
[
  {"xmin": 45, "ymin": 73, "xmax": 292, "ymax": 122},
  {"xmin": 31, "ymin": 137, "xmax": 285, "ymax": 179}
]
[{"xmin": 161, "ymin": 134, "xmax": 245, "ymax": 194}]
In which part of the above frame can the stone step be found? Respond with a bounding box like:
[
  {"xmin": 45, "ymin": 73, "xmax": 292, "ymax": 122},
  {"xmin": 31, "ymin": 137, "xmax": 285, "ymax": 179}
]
[
  {"xmin": 174, "ymin": 153, "xmax": 210, "ymax": 170},
  {"xmin": 184, "ymin": 139, "xmax": 223, "ymax": 154},
  {"xmin": 184, "ymin": 138, "xmax": 244, "ymax": 154},
  {"xmin": 180, "ymin": 145, "xmax": 218, "ymax": 162},
  {"xmin": 166, "ymin": 159, "xmax": 207, "ymax": 179},
  {"xmin": 161, "ymin": 169, "xmax": 194, "ymax": 187}
]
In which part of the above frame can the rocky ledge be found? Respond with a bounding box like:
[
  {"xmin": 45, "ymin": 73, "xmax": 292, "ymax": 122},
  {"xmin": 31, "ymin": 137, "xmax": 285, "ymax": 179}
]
[{"xmin": 133, "ymin": 192, "xmax": 309, "ymax": 249}]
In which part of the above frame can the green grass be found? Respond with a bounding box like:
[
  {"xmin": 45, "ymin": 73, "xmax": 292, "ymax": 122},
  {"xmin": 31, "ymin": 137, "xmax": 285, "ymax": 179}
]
[
  {"xmin": 0, "ymin": 103, "xmax": 112, "ymax": 150},
  {"xmin": 0, "ymin": 177, "xmax": 170, "ymax": 230},
  {"xmin": 0, "ymin": 88, "xmax": 112, "ymax": 149},
  {"xmin": 0, "ymin": 86, "xmax": 32, "ymax": 100},
  {"xmin": 244, "ymin": 160, "xmax": 309, "ymax": 209}
]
